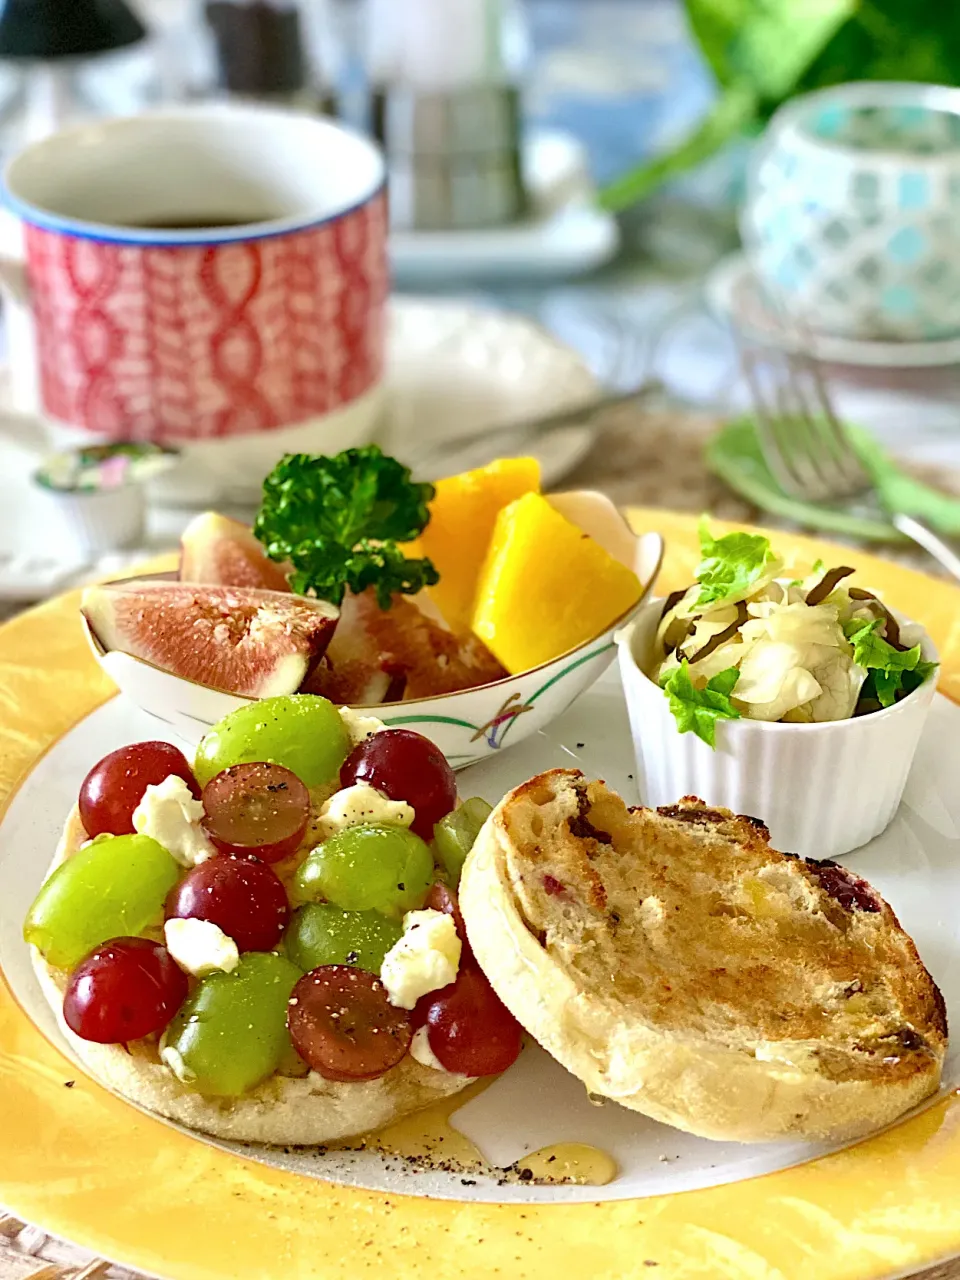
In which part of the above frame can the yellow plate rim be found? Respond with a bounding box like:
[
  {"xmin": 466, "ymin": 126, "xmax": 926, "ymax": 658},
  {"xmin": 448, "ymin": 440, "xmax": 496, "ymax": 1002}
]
[{"xmin": 3, "ymin": 511, "xmax": 960, "ymax": 1280}]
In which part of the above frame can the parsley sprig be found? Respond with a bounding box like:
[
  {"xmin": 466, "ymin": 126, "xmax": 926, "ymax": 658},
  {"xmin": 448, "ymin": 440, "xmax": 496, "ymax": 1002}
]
[
  {"xmin": 253, "ymin": 447, "xmax": 439, "ymax": 608},
  {"xmin": 844, "ymin": 618, "xmax": 938, "ymax": 709},
  {"xmin": 660, "ymin": 661, "xmax": 741, "ymax": 747}
]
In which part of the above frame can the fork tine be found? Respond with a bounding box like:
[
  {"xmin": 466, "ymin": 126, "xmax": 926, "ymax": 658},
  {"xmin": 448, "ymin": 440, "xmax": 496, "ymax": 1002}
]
[
  {"xmin": 778, "ymin": 353, "xmax": 853, "ymax": 497},
  {"xmin": 741, "ymin": 347, "xmax": 821, "ymax": 498},
  {"xmin": 765, "ymin": 347, "xmax": 841, "ymax": 499},
  {"xmin": 742, "ymin": 286, "xmax": 872, "ymax": 503},
  {"xmin": 794, "ymin": 350, "xmax": 872, "ymax": 490}
]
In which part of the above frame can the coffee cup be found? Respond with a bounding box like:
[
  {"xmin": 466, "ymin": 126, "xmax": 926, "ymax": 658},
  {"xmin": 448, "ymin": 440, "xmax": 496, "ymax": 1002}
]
[{"xmin": 0, "ymin": 104, "xmax": 388, "ymax": 498}]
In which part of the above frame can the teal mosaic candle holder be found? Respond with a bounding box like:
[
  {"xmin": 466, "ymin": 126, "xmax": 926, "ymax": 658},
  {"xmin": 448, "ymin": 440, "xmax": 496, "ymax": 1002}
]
[{"xmin": 742, "ymin": 82, "xmax": 960, "ymax": 342}]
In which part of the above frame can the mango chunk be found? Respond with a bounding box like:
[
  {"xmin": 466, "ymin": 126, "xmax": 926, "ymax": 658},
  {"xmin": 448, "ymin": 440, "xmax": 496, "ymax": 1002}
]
[
  {"xmin": 407, "ymin": 457, "xmax": 540, "ymax": 633},
  {"xmin": 471, "ymin": 493, "xmax": 642, "ymax": 674}
]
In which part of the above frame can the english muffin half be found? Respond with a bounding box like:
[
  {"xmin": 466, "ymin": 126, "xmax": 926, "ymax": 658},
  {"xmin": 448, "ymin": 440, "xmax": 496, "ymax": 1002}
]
[
  {"xmin": 459, "ymin": 769, "xmax": 946, "ymax": 1143},
  {"xmin": 31, "ymin": 807, "xmax": 471, "ymax": 1146}
]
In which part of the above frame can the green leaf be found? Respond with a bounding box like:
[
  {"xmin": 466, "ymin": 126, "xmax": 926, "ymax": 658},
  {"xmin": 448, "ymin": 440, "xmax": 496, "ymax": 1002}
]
[
  {"xmin": 695, "ymin": 518, "xmax": 773, "ymax": 606},
  {"xmin": 599, "ymin": 84, "xmax": 757, "ymax": 212},
  {"xmin": 686, "ymin": 0, "xmax": 855, "ymax": 99},
  {"xmin": 598, "ymin": 0, "xmax": 853, "ymax": 210},
  {"xmin": 660, "ymin": 661, "xmax": 741, "ymax": 747},
  {"xmin": 845, "ymin": 619, "xmax": 937, "ymax": 708},
  {"xmin": 253, "ymin": 447, "xmax": 439, "ymax": 608}
]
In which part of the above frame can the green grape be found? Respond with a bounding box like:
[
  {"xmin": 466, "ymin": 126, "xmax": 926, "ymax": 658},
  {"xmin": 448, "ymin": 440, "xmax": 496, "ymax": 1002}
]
[
  {"xmin": 24, "ymin": 834, "xmax": 180, "ymax": 969},
  {"xmin": 161, "ymin": 951, "xmax": 301, "ymax": 1096},
  {"xmin": 285, "ymin": 903, "xmax": 403, "ymax": 974},
  {"xmin": 194, "ymin": 695, "xmax": 349, "ymax": 790},
  {"xmin": 433, "ymin": 797, "xmax": 493, "ymax": 886},
  {"xmin": 294, "ymin": 825, "xmax": 434, "ymax": 918}
]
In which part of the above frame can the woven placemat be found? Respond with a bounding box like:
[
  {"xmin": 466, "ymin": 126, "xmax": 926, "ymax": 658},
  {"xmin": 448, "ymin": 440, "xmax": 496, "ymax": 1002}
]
[{"xmin": 3, "ymin": 400, "xmax": 960, "ymax": 1280}]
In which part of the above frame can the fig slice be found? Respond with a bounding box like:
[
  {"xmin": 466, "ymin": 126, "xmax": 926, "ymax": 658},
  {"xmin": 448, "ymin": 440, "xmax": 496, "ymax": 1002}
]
[
  {"xmin": 179, "ymin": 511, "xmax": 291, "ymax": 592},
  {"xmin": 82, "ymin": 582, "xmax": 338, "ymax": 698}
]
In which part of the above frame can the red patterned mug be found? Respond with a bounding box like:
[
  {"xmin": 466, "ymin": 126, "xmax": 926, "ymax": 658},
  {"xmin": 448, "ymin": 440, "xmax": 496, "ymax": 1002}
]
[{"xmin": 0, "ymin": 105, "xmax": 388, "ymax": 493}]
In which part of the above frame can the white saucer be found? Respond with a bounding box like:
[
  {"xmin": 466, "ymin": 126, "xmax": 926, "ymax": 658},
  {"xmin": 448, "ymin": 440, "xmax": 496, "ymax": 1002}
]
[
  {"xmin": 2, "ymin": 668, "xmax": 958, "ymax": 1204},
  {"xmin": 706, "ymin": 252, "xmax": 960, "ymax": 368},
  {"xmin": 390, "ymin": 131, "xmax": 620, "ymax": 284},
  {"xmin": 0, "ymin": 297, "xmax": 600, "ymax": 601}
]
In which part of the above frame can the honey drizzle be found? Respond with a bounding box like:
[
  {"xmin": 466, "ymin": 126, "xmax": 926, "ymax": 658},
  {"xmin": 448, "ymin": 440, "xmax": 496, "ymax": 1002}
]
[
  {"xmin": 338, "ymin": 1085, "xmax": 617, "ymax": 1186},
  {"xmin": 516, "ymin": 1143, "xmax": 618, "ymax": 1186}
]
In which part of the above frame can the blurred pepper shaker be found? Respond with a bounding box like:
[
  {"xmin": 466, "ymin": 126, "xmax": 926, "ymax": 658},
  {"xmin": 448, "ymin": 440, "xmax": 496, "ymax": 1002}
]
[
  {"xmin": 0, "ymin": 0, "xmax": 147, "ymax": 140},
  {"xmin": 204, "ymin": 0, "xmax": 333, "ymax": 109},
  {"xmin": 364, "ymin": 0, "xmax": 530, "ymax": 232}
]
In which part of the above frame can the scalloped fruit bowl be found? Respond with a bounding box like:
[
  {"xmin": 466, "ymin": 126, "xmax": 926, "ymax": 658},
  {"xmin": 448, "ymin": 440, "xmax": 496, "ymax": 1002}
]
[{"xmin": 81, "ymin": 497, "xmax": 664, "ymax": 769}]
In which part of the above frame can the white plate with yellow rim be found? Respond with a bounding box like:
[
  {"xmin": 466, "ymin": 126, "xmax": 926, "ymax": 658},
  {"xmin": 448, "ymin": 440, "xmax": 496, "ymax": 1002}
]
[{"xmin": 3, "ymin": 512, "xmax": 960, "ymax": 1279}]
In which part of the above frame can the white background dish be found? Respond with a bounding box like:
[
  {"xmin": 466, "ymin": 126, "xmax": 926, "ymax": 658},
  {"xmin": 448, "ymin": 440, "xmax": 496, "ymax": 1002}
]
[
  {"xmin": 706, "ymin": 251, "xmax": 960, "ymax": 368},
  {"xmin": 0, "ymin": 297, "xmax": 600, "ymax": 602},
  {"xmin": 390, "ymin": 131, "xmax": 620, "ymax": 285},
  {"xmin": 2, "ymin": 667, "xmax": 958, "ymax": 1205}
]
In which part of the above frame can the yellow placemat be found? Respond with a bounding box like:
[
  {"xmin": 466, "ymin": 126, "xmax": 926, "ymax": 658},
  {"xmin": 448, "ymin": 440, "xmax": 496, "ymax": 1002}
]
[{"xmin": 1, "ymin": 516, "xmax": 960, "ymax": 1280}]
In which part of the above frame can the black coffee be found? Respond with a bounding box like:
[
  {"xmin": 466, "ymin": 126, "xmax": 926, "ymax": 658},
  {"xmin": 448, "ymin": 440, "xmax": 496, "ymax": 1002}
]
[{"xmin": 113, "ymin": 215, "xmax": 271, "ymax": 230}]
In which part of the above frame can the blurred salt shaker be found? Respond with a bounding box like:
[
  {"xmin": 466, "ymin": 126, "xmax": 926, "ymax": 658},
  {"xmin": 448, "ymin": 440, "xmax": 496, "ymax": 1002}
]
[{"xmin": 364, "ymin": 0, "xmax": 529, "ymax": 231}]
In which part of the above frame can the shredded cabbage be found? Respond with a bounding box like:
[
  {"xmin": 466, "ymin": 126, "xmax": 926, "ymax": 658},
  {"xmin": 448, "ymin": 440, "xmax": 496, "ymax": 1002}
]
[{"xmin": 650, "ymin": 530, "xmax": 935, "ymax": 734}]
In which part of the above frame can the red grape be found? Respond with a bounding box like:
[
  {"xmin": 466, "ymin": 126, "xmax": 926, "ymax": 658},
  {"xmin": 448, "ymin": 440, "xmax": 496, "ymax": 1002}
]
[
  {"xmin": 339, "ymin": 729, "xmax": 456, "ymax": 840},
  {"xmin": 79, "ymin": 741, "xmax": 200, "ymax": 838},
  {"xmin": 64, "ymin": 937, "xmax": 187, "ymax": 1043},
  {"xmin": 418, "ymin": 961, "xmax": 522, "ymax": 1076},
  {"xmin": 287, "ymin": 966, "xmax": 412, "ymax": 1081},
  {"xmin": 201, "ymin": 763, "xmax": 310, "ymax": 863},
  {"xmin": 165, "ymin": 855, "xmax": 289, "ymax": 952}
]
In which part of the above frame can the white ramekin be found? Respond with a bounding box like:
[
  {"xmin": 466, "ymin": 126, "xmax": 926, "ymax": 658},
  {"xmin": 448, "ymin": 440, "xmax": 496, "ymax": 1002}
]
[{"xmin": 616, "ymin": 597, "xmax": 939, "ymax": 862}]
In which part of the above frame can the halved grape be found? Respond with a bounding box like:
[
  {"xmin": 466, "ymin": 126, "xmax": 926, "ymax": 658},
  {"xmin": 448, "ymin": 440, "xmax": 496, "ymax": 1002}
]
[
  {"xmin": 340, "ymin": 729, "xmax": 456, "ymax": 839},
  {"xmin": 24, "ymin": 834, "xmax": 180, "ymax": 969},
  {"xmin": 162, "ymin": 951, "xmax": 301, "ymax": 1096},
  {"xmin": 64, "ymin": 937, "xmax": 187, "ymax": 1043},
  {"xmin": 201, "ymin": 762, "xmax": 309, "ymax": 862},
  {"xmin": 165, "ymin": 855, "xmax": 289, "ymax": 953},
  {"xmin": 194, "ymin": 695, "xmax": 349, "ymax": 790},
  {"xmin": 433, "ymin": 798, "xmax": 492, "ymax": 886},
  {"xmin": 418, "ymin": 960, "xmax": 522, "ymax": 1076},
  {"xmin": 80, "ymin": 741, "xmax": 200, "ymax": 837},
  {"xmin": 287, "ymin": 966, "xmax": 412, "ymax": 1081},
  {"xmin": 284, "ymin": 903, "xmax": 402, "ymax": 975},
  {"xmin": 293, "ymin": 825, "xmax": 434, "ymax": 918}
]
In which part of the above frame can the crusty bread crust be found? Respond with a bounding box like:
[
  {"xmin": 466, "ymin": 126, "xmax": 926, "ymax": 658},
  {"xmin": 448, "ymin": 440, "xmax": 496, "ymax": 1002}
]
[
  {"xmin": 460, "ymin": 769, "xmax": 947, "ymax": 1143},
  {"xmin": 32, "ymin": 807, "xmax": 469, "ymax": 1145}
]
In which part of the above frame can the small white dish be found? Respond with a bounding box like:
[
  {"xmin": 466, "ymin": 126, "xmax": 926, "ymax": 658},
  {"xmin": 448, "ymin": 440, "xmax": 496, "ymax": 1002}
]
[
  {"xmin": 38, "ymin": 482, "xmax": 145, "ymax": 558},
  {"xmin": 706, "ymin": 251, "xmax": 960, "ymax": 367},
  {"xmin": 82, "ymin": 501, "xmax": 663, "ymax": 768},
  {"xmin": 617, "ymin": 596, "xmax": 938, "ymax": 861},
  {"xmin": 390, "ymin": 130, "xmax": 620, "ymax": 285}
]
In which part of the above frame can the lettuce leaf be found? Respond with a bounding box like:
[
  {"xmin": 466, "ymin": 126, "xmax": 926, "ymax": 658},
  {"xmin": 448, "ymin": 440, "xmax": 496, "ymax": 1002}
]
[
  {"xmin": 844, "ymin": 618, "xmax": 938, "ymax": 708},
  {"xmin": 695, "ymin": 518, "xmax": 776, "ymax": 607},
  {"xmin": 660, "ymin": 660, "xmax": 741, "ymax": 747}
]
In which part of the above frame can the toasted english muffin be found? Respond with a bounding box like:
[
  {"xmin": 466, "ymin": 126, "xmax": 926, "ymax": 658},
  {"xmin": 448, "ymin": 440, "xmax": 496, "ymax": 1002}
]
[
  {"xmin": 31, "ymin": 807, "xmax": 471, "ymax": 1146},
  {"xmin": 459, "ymin": 769, "xmax": 946, "ymax": 1143}
]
